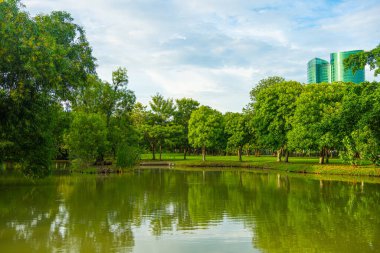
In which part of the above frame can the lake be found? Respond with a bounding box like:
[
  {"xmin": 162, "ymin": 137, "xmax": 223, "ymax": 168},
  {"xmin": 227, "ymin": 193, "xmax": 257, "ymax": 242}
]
[{"xmin": 0, "ymin": 168, "xmax": 379, "ymax": 252}]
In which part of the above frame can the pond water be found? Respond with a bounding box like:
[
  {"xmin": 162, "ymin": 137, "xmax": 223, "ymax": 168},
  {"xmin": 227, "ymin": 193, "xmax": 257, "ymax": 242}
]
[{"xmin": 0, "ymin": 168, "xmax": 379, "ymax": 253}]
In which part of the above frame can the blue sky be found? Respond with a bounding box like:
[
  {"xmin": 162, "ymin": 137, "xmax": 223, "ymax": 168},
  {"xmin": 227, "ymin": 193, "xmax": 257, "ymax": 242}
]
[{"xmin": 24, "ymin": 0, "xmax": 380, "ymax": 112}]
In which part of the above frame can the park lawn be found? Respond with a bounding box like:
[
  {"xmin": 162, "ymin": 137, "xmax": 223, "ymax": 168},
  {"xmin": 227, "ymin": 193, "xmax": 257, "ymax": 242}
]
[{"xmin": 140, "ymin": 153, "xmax": 380, "ymax": 177}]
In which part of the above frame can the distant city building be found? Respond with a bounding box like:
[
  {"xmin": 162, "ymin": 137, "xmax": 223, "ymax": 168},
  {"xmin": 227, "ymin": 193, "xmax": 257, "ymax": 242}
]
[
  {"xmin": 330, "ymin": 50, "xmax": 365, "ymax": 84},
  {"xmin": 307, "ymin": 58, "xmax": 330, "ymax": 84},
  {"xmin": 307, "ymin": 50, "xmax": 365, "ymax": 84}
]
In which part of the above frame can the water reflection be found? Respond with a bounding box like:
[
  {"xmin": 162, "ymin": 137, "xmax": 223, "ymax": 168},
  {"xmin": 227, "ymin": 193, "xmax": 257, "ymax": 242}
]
[{"xmin": 0, "ymin": 170, "xmax": 379, "ymax": 252}]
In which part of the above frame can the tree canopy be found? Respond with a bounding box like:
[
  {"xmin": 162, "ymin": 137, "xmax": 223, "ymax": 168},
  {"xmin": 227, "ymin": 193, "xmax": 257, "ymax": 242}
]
[
  {"xmin": 344, "ymin": 44, "xmax": 380, "ymax": 76},
  {"xmin": 188, "ymin": 106, "xmax": 224, "ymax": 161}
]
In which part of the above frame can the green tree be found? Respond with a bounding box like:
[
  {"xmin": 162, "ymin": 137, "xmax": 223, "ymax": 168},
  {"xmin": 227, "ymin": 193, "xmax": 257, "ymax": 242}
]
[
  {"xmin": 51, "ymin": 104, "xmax": 72, "ymax": 160},
  {"xmin": 73, "ymin": 69, "xmax": 136, "ymax": 159},
  {"xmin": 66, "ymin": 112, "xmax": 108, "ymax": 163},
  {"xmin": 339, "ymin": 82, "xmax": 380, "ymax": 165},
  {"xmin": 243, "ymin": 107, "xmax": 261, "ymax": 157},
  {"xmin": 174, "ymin": 98, "xmax": 200, "ymax": 159},
  {"xmin": 149, "ymin": 93, "xmax": 176, "ymax": 124},
  {"xmin": 131, "ymin": 104, "xmax": 159, "ymax": 160},
  {"xmin": 188, "ymin": 106, "xmax": 224, "ymax": 161},
  {"xmin": 0, "ymin": 1, "xmax": 95, "ymax": 176},
  {"xmin": 251, "ymin": 81, "xmax": 303, "ymax": 162},
  {"xmin": 144, "ymin": 93, "xmax": 179, "ymax": 160},
  {"xmin": 288, "ymin": 83, "xmax": 346, "ymax": 164},
  {"xmin": 344, "ymin": 44, "xmax": 380, "ymax": 76},
  {"xmin": 224, "ymin": 112, "xmax": 248, "ymax": 161},
  {"xmin": 249, "ymin": 76, "xmax": 285, "ymax": 103}
]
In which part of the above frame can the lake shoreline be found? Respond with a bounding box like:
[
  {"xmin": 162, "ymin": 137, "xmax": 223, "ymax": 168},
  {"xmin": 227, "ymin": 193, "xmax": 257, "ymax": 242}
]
[{"xmin": 139, "ymin": 157, "xmax": 380, "ymax": 177}]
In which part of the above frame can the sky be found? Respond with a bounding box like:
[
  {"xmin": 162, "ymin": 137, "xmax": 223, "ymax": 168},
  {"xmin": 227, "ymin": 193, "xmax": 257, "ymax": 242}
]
[{"xmin": 23, "ymin": 0, "xmax": 380, "ymax": 112}]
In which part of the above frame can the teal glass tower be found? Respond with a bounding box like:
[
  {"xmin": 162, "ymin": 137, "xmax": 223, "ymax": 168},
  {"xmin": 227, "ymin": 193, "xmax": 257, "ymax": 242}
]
[
  {"xmin": 330, "ymin": 50, "xmax": 365, "ymax": 84},
  {"xmin": 307, "ymin": 58, "xmax": 330, "ymax": 84}
]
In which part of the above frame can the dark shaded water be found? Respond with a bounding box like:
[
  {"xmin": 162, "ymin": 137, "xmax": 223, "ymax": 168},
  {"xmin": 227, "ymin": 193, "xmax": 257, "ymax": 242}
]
[{"xmin": 0, "ymin": 169, "xmax": 379, "ymax": 252}]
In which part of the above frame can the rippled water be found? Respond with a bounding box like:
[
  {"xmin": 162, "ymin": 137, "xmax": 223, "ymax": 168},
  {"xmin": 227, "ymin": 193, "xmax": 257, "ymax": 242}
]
[{"xmin": 0, "ymin": 169, "xmax": 380, "ymax": 252}]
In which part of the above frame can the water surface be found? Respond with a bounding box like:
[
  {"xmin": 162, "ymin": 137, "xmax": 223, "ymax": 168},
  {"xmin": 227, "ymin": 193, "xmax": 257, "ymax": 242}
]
[{"xmin": 0, "ymin": 169, "xmax": 379, "ymax": 252}]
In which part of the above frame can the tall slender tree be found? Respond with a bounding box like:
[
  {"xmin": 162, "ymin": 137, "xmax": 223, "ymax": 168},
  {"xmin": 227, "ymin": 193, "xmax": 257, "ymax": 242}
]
[{"xmin": 174, "ymin": 98, "xmax": 200, "ymax": 159}]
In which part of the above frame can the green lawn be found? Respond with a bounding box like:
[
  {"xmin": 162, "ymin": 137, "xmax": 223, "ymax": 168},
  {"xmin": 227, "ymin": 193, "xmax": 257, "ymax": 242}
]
[{"xmin": 140, "ymin": 153, "xmax": 380, "ymax": 177}]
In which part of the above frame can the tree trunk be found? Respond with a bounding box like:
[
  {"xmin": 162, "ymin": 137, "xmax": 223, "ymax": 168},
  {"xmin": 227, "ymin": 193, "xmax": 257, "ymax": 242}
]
[
  {"xmin": 325, "ymin": 148, "xmax": 329, "ymax": 163},
  {"xmin": 152, "ymin": 144, "xmax": 156, "ymax": 160},
  {"xmin": 277, "ymin": 148, "xmax": 282, "ymax": 162},
  {"xmin": 183, "ymin": 147, "xmax": 187, "ymax": 160},
  {"xmin": 202, "ymin": 146, "xmax": 206, "ymax": 161},
  {"xmin": 284, "ymin": 150, "xmax": 289, "ymax": 163},
  {"xmin": 319, "ymin": 148, "xmax": 325, "ymax": 164},
  {"xmin": 159, "ymin": 144, "xmax": 162, "ymax": 161},
  {"xmin": 238, "ymin": 146, "xmax": 242, "ymax": 162}
]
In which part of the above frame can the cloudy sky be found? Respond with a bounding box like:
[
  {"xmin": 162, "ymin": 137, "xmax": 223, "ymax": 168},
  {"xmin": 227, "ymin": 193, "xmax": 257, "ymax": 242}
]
[{"xmin": 24, "ymin": 0, "xmax": 380, "ymax": 112}]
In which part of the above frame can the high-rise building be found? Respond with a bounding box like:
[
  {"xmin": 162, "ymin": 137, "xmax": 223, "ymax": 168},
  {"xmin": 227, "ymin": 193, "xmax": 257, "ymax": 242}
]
[
  {"xmin": 307, "ymin": 58, "xmax": 330, "ymax": 84},
  {"xmin": 307, "ymin": 49, "xmax": 365, "ymax": 84},
  {"xmin": 330, "ymin": 50, "xmax": 365, "ymax": 84}
]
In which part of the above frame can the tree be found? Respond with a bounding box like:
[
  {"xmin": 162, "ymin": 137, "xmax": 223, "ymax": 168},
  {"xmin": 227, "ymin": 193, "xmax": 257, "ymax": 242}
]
[
  {"xmin": 224, "ymin": 112, "xmax": 248, "ymax": 161},
  {"xmin": 149, "ymin": 93, "xmax": 176, "ymax": 125},
  {"xmin": 0, "ymin": 1, "xmax": 95, "ymax": 176},
  {"xmin": 251, "ymin": 81, "xmax": 303, "ymax": 162},
  {"xmin": 131, "ymin": 103, "xmax": 160, "ymax": 160},
  {"xmin": 344, "ymin": 44, "xmax": 380, "ymax": 76},
  {"xmin": 339, "ymin": 81, "xmax": 380, "ymax": 165},
  {"xmin": 143, "ymin": 93, "xmax": 179, "ymax": 160},
  {"xmin": 288, "ymin": 83, "xmax": 346, "ymax": 164},
  {"xmin": 249, "ymin": 76, "xmax": 285, "ymax": 103},
  {"xmin": 66, "ymin": 112, "xmax": 108, "ymax": 163},
  {"xmin": 188, "ymin": 106, "xmax": 224, "ymax": 161},
  {"xmin": 73, "ymin": 69, "xmax": 136, "ymax": 159},
  {"xmin": 174, "ymin": 98, "xmax": 200, "ymax": 159},
  {"xmin": 242, "ymin": 106, "xmax": 261, "ymax": 157}
]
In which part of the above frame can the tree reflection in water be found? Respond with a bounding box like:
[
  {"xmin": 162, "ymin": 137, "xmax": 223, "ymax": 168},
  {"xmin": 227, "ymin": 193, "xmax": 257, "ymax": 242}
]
[{"xmin": 0, "ymin": 170, "xmax": 379, "ymax": 252}]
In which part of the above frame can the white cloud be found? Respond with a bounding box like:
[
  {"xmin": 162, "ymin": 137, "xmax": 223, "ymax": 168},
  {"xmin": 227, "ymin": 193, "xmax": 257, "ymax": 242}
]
[{"xmin": 23, "ymin": 0, "xmax": 380, "ymax": 112}]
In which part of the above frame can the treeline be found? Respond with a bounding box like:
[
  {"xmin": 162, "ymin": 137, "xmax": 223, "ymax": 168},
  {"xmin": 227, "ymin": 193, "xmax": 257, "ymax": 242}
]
[
  {"xmin": 132, "ymin": 78, "xmax": 380, "ymax": 167},
  {"xmin": 246, "ymin": 78, "xmax": 380, "ymax": 165},
  {"xmin": 1, "ymin": 1, "xmax": 380, "ymax": 177}
]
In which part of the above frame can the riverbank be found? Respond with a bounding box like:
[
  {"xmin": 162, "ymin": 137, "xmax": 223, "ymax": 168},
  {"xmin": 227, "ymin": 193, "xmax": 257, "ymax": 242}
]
[{"xmin": 140, "ymin": 154, "xmax": 380, "ymax": 177}]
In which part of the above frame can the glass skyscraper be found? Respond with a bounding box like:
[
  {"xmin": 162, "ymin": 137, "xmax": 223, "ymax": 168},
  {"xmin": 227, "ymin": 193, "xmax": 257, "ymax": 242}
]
[
  {"xmin": 307, "ymin": 58, "xmax": 330, "ymax": 84},
  {"xmin": 330, "ymin": 50, "xmax": 365, "ymax": 84},
  {"xmin": 307, "ymin": 50, "xmax": 365, "ymax": 84}
]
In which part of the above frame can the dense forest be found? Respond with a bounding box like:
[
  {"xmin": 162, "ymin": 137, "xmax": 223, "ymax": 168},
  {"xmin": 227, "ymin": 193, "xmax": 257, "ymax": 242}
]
[{"xmin": 1, "ymin": 1, "xmax": 380, "ymax": 177}]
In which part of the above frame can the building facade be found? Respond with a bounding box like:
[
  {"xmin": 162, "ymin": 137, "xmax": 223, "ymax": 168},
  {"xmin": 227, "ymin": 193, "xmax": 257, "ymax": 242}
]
[
  {"xmin": 330, "ymin": 50, "xmax": 365, "ymax": 84},
  {"xmin": 307, "ymin": 50, "xmax": 365, "ymax": 84},
  {"xmin": 307, "ymin": 58, "xmax": 330, "ymax": 84}
]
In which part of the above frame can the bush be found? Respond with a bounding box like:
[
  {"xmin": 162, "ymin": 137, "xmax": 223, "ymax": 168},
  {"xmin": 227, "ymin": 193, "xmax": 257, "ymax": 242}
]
[{"xmin": 116, "ymin": 145, "xmax": 140, "ymax": 168}]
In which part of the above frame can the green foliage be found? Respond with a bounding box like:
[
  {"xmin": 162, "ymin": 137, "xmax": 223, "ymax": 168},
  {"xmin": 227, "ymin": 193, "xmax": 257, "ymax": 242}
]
[
  {"xmin": 73, "ymin": 73, "xmax": 136, "ymax": 125},
  {"xmin": 174, "ymin": 98, "xmax": 200, "ymax": 124},
  {"xmin": 72, "ymin": 68, "xmax": 136, "ymax": 160},
  {"xmin": 66, "ymin": 112, "xmax": 108, "ymax": 163},
  {"xmin": 188, "ymin": 106, "xmax": 224, "ymax": 160},
  {"xmin": 251, "ymin": 80, "xmax": 303, "ymax": 153},
  {"xmin": 149, "ymin": 93, "xmax": 176, "ymax": 124},
  {"xmin": 0, "ymin": 0, "xmax": 95, "ymax": 99},
  {"xmin": 174, "ymin": 98, "xmax": 200, "ymax": 157},
  {"xmin": 340, "ymin": 136, "xmax": 360, "ymax": 165},
  {"xmin": 341, "ymin": 127, "xmax": 380, "ymax": 166},
  {"xmin": 0, "ymin": 0, "xmax": 95, "ymax": 176},
  {"xmin": 288, "ymin": 83, "xmax": 345, "ymax": 152},
  {"xmin": 249, "ymin": 76, "xmax": 285, "ymax": 103},
  {"xmin": 344, "ymin": 44, "xmax": 380, "ymax": 76},
  {"xmin": 116, "ymin": 144, "xmax": 141, "ymax": 168},
  {"xmin": 339, "ymin": 82, "xmax": 380, "ymax": 165},
  {"xmin": 224, "ymin": 112, "xmax": 248, "ymax": 160}
]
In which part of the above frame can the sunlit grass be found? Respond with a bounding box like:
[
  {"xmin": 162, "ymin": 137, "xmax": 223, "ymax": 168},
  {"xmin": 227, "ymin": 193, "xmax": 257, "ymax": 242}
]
[{"xmin": 140, "ymin": 153, "xmax": 380, "ymax": 177}]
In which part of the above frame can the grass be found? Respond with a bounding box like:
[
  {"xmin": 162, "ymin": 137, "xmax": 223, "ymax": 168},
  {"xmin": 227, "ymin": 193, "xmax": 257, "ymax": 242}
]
[{"xmin": 140, "ymin": 153, "xmax": 380, "ymax": 177}]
